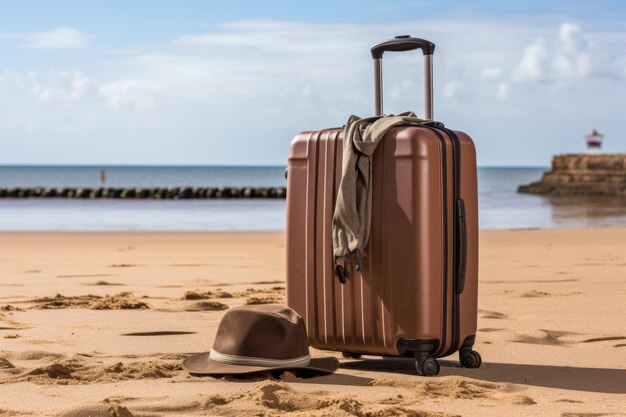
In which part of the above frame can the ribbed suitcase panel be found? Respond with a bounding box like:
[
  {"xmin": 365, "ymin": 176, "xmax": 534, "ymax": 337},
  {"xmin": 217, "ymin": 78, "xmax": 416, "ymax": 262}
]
[
  {"xmin": 322, "ymin": 131, "xmax": 338, "ymax": 347},
  {"xmin": 317, "ymin": 130, "xmax": 334, "ymax": 347},
  {"xmin": 314, "ymin": 131, "xmax": 326, "ymax": 345},
  {"xmin": 379, "ymin": 134, "xmax": 394, "ymax": 351},
  {"xmin": 304, "ymin": 131, "xmax": 319, "ymax": 341}
]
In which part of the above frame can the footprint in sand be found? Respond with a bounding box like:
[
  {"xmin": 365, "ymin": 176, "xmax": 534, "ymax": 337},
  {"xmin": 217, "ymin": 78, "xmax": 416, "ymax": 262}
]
[
  {"xmin": 235, "ymin": 288, "xmax": 266, "ymax": 297},
  {"xmin": 203, "ymin": 394, "xmax": 231, "ymax": 406},
  {"xmin": 181, "ymin": 290, "xmax": 233, "ymax": 300},
  {"xmin": 520, "ymin": 290, "xmax": 581, "ymax": 298},
  {"xmin": 57, "ymin": 274, "xmax": 111, "ymax": 279},
  {"xmin": 520, "ymin": 290, "xmax": 553, "ymax": 297},
  {"xmin": 1, "ymin": 305, "xmax": 24, "ymax": 312},
  {"xmin": 215, "ymin": 291, "xmax": 234, "ymax": 298},
  {"xmin": 512, "ymin": 396, "xmax": 537, "ymax": 405},
  {"xmin": 479, "ymin": 310, "xmax": 508, "ymax": 320},
  {"xmin": 185, "ymin": 301, "xmax": 229, "ymax": 311},
  {"xmin": 121, "ymin": 331, "xmax": 197, "ymax": 336},
  {"xmin": 29, "ymin": 293, "xmax": 148, "ymax": 310},
  {"xmin": 181, "ymin": 290, "xmax": 213, "ymax": 300},
  {"xmin": 87, "ymin": 281, "xmax": 125, "ymax": 286},
  {"xmin": 246, "ymin": 296, "xmax": 282, "ymax": 305},
  {"xmin": 481, "ymin": 278, "xmax": 578, "ymax": 284},
  {"xmin": 10, "ymin": 356, "xmax": 182, "ymax": 385},
  {"xmin": 0, "ymin": 357, "xmax": 16, "ymax": 369},
  {"xmin": 371, "ymin": 377, "xmax": 531, "ymax": 404},
  {"xmin": 235, "ymin": 287, "xmax": 285, "ymax": 298},
  {"xmin": 244, "ymin": 381, "xmax": 412, "ymax": 415},
  {"xmin": 6, "ymin": 351, "xmax": 66, "ymax": 361},
  {"xmin": 581, "ymin": 336, "xmax": 626, "ymax": 344},
  {"xmin": 478, "ymin": 328, "xmax": 504, "ymax": 333},
  {"xmin": 0, "ymin": 314, "xmax": 28, "ymax": 330},
  {"xmin": 512, "ymin": 330, "xmax": 575, "ymax": 346}
]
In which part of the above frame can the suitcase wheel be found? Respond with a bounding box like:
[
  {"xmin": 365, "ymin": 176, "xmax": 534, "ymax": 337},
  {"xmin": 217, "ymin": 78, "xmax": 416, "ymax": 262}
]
[
  {"xmin": 415, "ymin": 354, "xmax": 440, "ymax": 377},
  {"xmin": 341, "ymin": 352, "xmax": 362, "ymax": 359},
  {"xmin": 459, "ymin": 349, "xmax": 482, "ymax": 369}
]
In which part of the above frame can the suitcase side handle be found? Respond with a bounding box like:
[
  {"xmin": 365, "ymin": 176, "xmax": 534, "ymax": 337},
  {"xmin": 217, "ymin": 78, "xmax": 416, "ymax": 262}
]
[
  {"xmin": 371, "ymin": 35, "xmax": 435, "ymax": 119},
  {"xmin": 455, "ymin": 198, "xmax": 468, "ymax": 294}
]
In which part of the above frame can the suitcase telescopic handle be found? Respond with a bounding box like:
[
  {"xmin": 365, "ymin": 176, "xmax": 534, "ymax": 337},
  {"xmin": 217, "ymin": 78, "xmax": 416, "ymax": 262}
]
[{"xmin": 371, "ymin": 35, "xmax": 435, "ymax": 119}]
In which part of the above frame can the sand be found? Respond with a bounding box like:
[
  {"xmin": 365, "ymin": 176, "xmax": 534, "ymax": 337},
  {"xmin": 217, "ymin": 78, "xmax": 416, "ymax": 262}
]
[{"xmin": 0, "ymin": 229, "xmax": 624, "ymax": 416}]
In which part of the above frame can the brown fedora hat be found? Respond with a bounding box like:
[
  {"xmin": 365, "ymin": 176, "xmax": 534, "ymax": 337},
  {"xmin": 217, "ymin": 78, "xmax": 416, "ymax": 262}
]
[{"xmin": 183, "ymin": 304, "xmax": 339, "ymax": 376}]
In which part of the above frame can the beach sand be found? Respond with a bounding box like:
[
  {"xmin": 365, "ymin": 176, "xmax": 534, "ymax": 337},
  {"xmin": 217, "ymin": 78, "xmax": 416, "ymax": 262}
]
[{"xmin": 1, "ymin": 229, "xmax": 625, "ymax": 416}]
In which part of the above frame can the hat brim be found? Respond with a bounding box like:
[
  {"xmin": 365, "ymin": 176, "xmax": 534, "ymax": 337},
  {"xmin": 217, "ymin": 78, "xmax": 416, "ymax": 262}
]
[{"xmin": 183, "ymin": 352, "xmax": 339, "ymax": 376}]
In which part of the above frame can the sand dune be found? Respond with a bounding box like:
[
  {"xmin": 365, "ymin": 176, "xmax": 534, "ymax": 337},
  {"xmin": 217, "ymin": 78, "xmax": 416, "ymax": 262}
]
[{"xmin": 0, "ymin": 229, "xmax": 625, "ymax": 416}]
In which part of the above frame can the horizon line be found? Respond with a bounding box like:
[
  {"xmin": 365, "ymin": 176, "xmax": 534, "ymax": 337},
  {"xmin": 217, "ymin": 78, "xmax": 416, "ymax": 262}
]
[{"xmin": 0, "ymin": 163, "xmax": 550, "ymax": 169}]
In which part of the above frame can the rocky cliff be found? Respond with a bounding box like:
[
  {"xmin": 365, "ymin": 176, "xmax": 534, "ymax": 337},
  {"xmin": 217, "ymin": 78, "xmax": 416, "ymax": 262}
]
[{"xmin": 518, "ymin": 154, "xmax": 626, "ymax": 197}]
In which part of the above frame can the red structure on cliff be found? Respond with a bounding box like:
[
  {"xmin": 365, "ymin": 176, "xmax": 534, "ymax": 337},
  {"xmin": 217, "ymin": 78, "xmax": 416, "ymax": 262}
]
[{"xmin": 586, "ymin": 129, "xmax": 604, "ymax": 150}]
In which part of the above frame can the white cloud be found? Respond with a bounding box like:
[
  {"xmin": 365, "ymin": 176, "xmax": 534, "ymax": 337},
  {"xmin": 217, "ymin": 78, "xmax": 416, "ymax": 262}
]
[
  {"xmin": 481, "ymin": 67, "xmax": 503, "ymax": 79},
  {"xmin": 551, "ymin": 23, "xmax": 592, "ymax": 78},
  {"xmin": 22, "ymin": 27, "xmax": 90, "ymax": 49},
  {"xmin": 511, "ymin": 22, "xmax": 611, "ymax": 83},
  {"xmin": 443, "ymin": 80, "xmax": 462, "ymax": 99},
  {"xmin": 0, "ymin": 70, "xmax": 90, "ymax": 101},
  {"xmin": 497, "ymin": 81, "xmax": 509, "ymax": 99},
  {"xmin": 513, "ymin": 40, "xmax": 548, "ymax": 81},
  {"xmin": 558, "ymin": 22, "xmax": 583, "ymax": 52},
  {"xmin": 98, "ymin": 79, "xmax": 159, "ymax": 110}
]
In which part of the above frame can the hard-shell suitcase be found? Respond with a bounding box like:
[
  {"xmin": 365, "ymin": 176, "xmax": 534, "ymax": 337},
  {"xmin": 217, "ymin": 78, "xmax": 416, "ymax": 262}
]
[{"xmin": 285, "ymin": 36, "xmax": 481, "ymax": 376}]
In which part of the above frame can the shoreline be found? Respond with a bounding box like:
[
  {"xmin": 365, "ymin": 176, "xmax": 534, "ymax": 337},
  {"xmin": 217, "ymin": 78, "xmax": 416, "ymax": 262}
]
[{"xmin": 1, "ymin": 224, "xmax": 625, "ymax": 233}]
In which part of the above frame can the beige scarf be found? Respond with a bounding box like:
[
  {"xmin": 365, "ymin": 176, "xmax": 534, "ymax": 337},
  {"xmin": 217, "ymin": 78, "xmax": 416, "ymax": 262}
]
[{"xmin": 332, "ymin": 111, "xmax": 429, "ymax": 282}]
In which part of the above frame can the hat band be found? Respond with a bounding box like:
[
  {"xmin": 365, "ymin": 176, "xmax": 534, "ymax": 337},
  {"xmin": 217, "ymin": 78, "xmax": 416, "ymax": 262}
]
[{"xmin": 209, "ymin": 349, "xmax": 311, "ymax": 368}]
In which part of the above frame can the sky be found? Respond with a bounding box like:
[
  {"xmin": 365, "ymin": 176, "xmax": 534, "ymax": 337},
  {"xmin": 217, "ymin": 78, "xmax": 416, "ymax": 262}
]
[{"xmin": 0, "ymin": 0, "xmax": 625, "ymax": 166}]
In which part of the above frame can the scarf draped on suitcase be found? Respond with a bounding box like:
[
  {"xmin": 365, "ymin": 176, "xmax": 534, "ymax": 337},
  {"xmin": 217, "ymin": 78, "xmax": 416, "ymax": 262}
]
[{"xmin": 332, "ymin": 111, "xmax": 430, "ymax": 283}]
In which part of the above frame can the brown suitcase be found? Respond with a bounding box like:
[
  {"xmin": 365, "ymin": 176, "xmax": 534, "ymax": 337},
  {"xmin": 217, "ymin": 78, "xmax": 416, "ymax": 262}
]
[{"xmin": 286, "ymin": 36, "xmax": 481, "ymax": 376}]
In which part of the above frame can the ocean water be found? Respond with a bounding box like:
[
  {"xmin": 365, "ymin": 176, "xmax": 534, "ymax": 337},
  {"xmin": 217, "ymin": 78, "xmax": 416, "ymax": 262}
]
[{"xmin": 1, "ymin": 166, "xmax": 626, "ymax": 231}]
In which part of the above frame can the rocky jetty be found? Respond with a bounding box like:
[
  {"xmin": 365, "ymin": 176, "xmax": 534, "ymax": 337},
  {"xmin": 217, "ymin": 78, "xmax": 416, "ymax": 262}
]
[
  {"xmin": 518, "ymin": 154, "xmax": 626, "ymax": 197},
  {"xmin": 0, "ymin": 186, "xmax": 286, "ymax": 200}
]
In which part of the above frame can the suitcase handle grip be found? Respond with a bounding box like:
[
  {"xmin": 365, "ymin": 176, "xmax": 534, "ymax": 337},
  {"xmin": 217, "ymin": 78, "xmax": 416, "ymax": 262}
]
[
  {"xmin": 371, "ymin": 35, "xmax": 435, "ymax": 119},
  {"xmin": 370, "ymin": 35, "xmax": 435, "ymax": 59},
  {"xmin": 455, "ymin": 199, "xmax": 468, "ymax": 294}
]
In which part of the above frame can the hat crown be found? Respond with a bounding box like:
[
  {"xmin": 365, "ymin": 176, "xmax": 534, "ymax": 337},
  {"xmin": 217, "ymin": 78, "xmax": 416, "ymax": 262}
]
[{"xmin": 212, "ymin": 305, "xmax": 310, "ymax": 360}]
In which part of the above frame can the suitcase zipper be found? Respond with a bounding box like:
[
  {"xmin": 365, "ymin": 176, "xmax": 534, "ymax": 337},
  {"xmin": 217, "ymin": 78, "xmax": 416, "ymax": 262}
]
[
  {"xmin": 435, "ymin": 126, "xmax": 464, "ymax": 358},
  {"xmin": 421, "ymin": 126, "xmax": 449, "ymax": 358}
]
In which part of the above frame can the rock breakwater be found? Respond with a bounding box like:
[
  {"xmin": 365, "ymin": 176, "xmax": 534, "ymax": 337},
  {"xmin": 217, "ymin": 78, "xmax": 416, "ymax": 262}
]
[
  {"xmin": 518, "ymin": 154, "xmax": 626, "ymax": 197},
  {"xmin": 0, "ymin": 186, "xmax": 286, "ymax": 199}
]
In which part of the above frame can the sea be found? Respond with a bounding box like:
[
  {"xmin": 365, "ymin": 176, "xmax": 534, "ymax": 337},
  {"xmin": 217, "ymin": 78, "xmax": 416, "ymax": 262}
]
[{"xmin": 1, "ymin": 166, "xmax": 626, "ymax": 231}]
